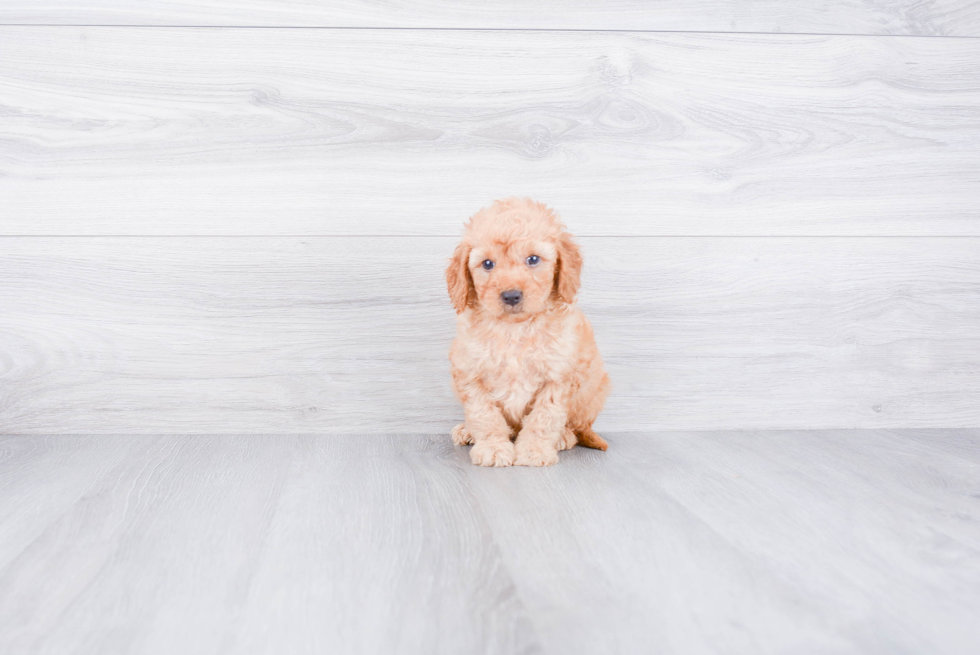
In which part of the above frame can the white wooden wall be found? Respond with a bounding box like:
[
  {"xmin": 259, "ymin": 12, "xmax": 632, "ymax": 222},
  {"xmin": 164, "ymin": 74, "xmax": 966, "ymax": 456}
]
[{"xmin": 1, "ymin": 3, "xmax": 979, "ymax": 433}]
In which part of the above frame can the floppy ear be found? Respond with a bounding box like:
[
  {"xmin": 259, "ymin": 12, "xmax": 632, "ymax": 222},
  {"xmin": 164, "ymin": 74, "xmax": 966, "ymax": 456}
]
[
  {"xmin": 446, "ymin": 241, "xmax": 475, "ymax": 314},
  {"xmin": 555, "ymin": 231, "xmax": 583, "ymax": 303}
]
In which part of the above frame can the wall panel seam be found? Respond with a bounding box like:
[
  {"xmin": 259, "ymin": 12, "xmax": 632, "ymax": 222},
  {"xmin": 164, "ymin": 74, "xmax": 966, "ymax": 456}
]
[{"xmin": 0, "ymin": 25, "xmax": 978, "ymax": 40}]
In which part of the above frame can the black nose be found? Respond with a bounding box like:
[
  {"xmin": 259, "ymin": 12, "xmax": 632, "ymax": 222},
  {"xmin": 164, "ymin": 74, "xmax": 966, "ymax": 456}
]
[{"xmin": 501, "ymin": 289, "xmax": 523, "ymax": 306}]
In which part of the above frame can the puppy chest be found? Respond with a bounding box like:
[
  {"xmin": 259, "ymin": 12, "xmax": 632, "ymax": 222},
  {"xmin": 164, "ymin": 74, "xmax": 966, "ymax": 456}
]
[
  {"xmin": 476, "ymin": 337, "xmax": 556, "ymax": 418},
  {"xmin": 483, "ymin": 361, "xmax": 541, "ymax": 416}
]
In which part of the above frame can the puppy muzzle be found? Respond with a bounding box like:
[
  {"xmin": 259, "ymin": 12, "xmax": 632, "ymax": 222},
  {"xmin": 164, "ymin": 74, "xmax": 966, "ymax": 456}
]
[{"xmin": 500, "ymin": 289, "xmax": 523, "ymax": 312}]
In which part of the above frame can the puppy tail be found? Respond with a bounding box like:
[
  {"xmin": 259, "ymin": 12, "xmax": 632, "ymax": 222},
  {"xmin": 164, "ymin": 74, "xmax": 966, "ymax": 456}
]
[{"xmin": 575, "ymin": 427, "xmax": 609, "ymax": 451}]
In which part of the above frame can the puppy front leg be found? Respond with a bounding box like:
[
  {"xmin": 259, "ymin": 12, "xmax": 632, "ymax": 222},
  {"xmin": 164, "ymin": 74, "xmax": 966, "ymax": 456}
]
[
  {"xmin": 514, "ymin": 382, "xmax": 567, "ymax": 467},
  {"xmin": 460, "ymin": 387, "xmax": 515, "ymax": 467}
]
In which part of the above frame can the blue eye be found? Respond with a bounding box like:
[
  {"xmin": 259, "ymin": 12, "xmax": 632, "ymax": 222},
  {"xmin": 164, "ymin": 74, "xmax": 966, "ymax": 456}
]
[
  {"xmin": 526, "ymin": 255, "xmax": 541, "ymax": 267},
  {"xmin": 481, "ymin": 260, "xmax": 495, "ymax": 270}
]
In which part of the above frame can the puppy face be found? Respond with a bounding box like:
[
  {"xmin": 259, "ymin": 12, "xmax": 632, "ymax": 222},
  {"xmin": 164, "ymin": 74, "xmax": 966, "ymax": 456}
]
[
  {"xmin": 447, "ymin": 198, "xmax": 582, "ymax": 320},
  {"xmin": 468, "ymin": 237, "xmax": 558, "ymax": 319}
]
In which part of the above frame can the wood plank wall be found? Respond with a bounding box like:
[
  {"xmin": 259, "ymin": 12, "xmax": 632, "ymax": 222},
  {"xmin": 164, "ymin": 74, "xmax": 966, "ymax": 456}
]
[
  {"xmin": 1, "ymin": 3, "xmax": 978, "ymax": 433},
  {"xmin": 3, "ymin": 1, "xmax": 980, "ymax": 34}
]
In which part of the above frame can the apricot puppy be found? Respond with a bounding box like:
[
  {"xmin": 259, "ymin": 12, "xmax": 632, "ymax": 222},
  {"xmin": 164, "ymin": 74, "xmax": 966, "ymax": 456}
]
[{"xmin": 446, "ymin": 198, "xmax": 610, "ymax": 467}]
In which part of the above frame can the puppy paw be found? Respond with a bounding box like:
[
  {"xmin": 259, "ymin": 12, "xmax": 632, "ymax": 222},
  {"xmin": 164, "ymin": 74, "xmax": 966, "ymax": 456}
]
[
  {"xmin": 558, "ymin": 428, "xmax": 577, "ymax": 451},
  {"xmin": 470, "ymin": 440, "xmax": 515, "ymax": 467},
  {"xmin": 514, "ymin": 440, "xmax": 559, "ymax": 467},
  {"xmin": 451, "ymin": 423, "xmax": 474, "ymax": 446}
]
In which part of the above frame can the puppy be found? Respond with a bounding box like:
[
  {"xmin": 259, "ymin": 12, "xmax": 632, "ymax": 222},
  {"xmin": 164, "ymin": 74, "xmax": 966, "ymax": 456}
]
[{"xmin": 446, "ymin": 198, "xmax": 610, "ymax": 467}]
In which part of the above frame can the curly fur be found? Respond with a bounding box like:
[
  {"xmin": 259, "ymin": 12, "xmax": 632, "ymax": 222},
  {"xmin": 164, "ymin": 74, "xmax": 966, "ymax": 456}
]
[{"xmin": 446, "ymin": 198, "xmax": 610, "ymax": 467}]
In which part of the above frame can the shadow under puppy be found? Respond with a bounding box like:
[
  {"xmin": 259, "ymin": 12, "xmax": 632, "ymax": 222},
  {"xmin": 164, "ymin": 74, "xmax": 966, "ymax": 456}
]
[{"xmin": 446, "ymin": 198, "xmax": 610, "ymax": 467}]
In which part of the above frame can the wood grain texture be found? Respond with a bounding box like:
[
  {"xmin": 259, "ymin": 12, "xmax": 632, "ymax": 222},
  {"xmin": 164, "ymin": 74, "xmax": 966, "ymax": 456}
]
[
  {"xmin": 890, "ymin": 427, "xmax": 980, "ymax": 463},
  {"xmin": 1, "ymin": 236, "xmax": 978, "ymax": 433},
  {"xmin": 0, "ymin": 435, "xmax": 537, "ymax": 655},
  {"xmin": 2, "ymin": 1, "xmax": 979, "ymax": 36},
  {"xmin": 3, "ymin": 28, "xmax": 980, "ymax": 236},
  {"xmin": 467, "ymin": 429, "xmax": 980, "ymax": 653},
  {"xmin": 1, "ymin": 432, "xmax": 979, "ymax": 654},
  {"xmin": 0, "ymin": 434, "xmax": 145, "ymax": 571}
]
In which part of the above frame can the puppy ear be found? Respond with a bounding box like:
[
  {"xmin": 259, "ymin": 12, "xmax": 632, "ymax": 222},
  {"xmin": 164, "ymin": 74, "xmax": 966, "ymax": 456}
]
[
  {"xmin": 555, "ymin": 231, "xmax": 583, "ymax": 303},
  {"xmin": 446, "ymin": 242, "xmax": 475, "ymax": 314}
]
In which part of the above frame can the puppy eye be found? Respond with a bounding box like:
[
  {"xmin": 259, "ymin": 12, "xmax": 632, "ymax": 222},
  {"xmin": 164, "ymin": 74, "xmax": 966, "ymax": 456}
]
[
  {"xmin": 481, "ymin": 259, "xmax": 495, "ymax": 271},
  {"xmin": 526, "ymin": 255, "xmax": 541, "ymax": 267}
]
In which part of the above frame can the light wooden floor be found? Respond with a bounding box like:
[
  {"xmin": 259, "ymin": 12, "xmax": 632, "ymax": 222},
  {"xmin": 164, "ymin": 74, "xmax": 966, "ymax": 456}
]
[{"xmin": 2, "ymin": 431, "xmax": 978, "ymax": 654}]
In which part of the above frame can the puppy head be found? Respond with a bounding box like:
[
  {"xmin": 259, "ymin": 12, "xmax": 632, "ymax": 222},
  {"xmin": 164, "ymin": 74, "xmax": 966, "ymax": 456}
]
[{"xmin": 446, "ymin": 197, "xmax": 582, "ymax": 320}]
